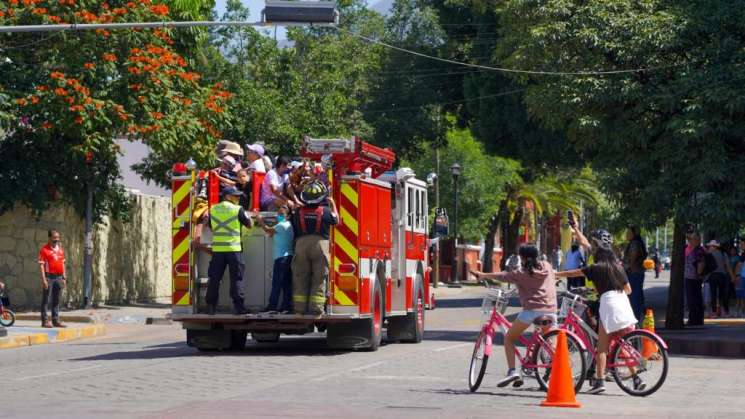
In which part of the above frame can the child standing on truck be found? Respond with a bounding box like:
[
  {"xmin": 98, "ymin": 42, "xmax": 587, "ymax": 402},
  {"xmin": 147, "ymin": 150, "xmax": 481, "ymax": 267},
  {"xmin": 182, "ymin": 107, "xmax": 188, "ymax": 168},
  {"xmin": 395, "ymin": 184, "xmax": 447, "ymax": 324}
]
[{"xmin": 258, "ymin": 204, "xmax": 294, "ymax": 314}]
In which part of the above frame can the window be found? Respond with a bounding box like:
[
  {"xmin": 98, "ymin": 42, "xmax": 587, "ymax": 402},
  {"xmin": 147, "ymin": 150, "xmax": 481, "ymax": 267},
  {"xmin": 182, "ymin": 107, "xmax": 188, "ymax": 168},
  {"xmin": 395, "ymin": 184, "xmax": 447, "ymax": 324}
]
[{"xmin": 407, "ymin": 187, "xmax": 414, "ymax": 229}]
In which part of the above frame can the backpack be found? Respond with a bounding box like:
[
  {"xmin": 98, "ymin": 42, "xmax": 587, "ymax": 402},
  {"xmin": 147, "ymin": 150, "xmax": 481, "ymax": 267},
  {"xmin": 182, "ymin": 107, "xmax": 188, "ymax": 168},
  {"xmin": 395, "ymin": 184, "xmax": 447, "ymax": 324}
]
[{"xmin": 702, "ymin": 252, "xmax": 718, "ymax": 277}]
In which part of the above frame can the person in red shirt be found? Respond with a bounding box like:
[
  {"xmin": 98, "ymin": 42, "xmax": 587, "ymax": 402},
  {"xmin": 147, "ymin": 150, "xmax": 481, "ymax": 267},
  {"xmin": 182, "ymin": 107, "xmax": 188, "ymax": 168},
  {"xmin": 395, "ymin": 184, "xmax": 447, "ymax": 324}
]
[{"xmin": 38, "ymin": 229, "xmax": 66, "ymax": 328}]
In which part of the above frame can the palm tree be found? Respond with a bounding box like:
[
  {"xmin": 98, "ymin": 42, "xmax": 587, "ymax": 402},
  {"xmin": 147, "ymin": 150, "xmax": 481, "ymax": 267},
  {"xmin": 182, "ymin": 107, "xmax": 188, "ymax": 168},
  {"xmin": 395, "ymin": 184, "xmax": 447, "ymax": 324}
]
[{"xmin": 482, "ymin": 171, "xmax": 600, "ymax": 272}]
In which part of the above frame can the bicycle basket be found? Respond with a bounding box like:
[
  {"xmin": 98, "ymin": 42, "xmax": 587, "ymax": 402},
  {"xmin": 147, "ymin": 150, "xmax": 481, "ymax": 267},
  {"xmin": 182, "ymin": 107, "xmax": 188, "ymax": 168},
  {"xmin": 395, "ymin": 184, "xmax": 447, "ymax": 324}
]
[
  {"xmin": 558, "ymin": 296, "xmax": 587, "ymax": 319},
  {"xmin": 481, "ymin": 289, "xmax": 512, "ymax": 317}
]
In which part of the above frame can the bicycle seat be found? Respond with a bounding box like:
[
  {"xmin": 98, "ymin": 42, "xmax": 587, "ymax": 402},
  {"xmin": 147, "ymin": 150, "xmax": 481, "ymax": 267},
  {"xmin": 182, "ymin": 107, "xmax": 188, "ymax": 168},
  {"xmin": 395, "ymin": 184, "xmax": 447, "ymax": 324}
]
[{"xmin": 532, "ymin": 315, "xmax": 555, "ymax": 326}]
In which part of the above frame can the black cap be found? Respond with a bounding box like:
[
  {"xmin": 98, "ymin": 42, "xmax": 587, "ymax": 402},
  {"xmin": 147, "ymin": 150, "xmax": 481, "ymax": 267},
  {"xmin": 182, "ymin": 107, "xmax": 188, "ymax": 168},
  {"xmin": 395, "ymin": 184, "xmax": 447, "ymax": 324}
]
[{"xmin": 221, "ymin": 186, "xmax": 243, "ymax": 197}]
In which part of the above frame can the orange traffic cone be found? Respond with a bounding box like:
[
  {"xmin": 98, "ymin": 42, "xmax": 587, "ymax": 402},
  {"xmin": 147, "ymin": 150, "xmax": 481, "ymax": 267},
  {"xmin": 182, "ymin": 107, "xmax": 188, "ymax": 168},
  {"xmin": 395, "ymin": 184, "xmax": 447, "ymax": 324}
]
[
  {"xmin": 642, "ymin": 308, "xmax": 659, "ymax": 359},
  {"xmin": 541, "ymin": 330, "xmax": 581, "ymax": 408}
]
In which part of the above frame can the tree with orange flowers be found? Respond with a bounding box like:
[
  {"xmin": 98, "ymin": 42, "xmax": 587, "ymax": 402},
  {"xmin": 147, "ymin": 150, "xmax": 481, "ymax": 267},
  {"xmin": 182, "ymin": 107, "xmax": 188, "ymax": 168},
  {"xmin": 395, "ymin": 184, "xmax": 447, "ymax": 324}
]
[{"xmin": 0, "ymin": 0, "xmax": 229, "ymax": 218}]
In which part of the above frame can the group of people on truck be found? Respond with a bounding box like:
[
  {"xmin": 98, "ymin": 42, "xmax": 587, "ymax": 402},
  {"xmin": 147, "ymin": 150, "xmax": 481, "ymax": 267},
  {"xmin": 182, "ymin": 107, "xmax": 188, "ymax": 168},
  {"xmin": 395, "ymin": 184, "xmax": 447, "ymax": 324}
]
[
  {"xmin": 194, "ymin": 140, "xmax": 339, "ymax": 317},
  {"xmin": 208, "ymin": 140, "xmax": 328, "ymax": 212}
]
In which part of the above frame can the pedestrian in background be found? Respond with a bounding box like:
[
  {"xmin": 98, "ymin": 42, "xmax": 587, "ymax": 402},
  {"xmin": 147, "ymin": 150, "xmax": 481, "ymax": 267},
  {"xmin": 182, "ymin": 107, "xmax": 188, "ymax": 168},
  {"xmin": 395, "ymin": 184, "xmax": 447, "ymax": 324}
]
[
  {"xmin": 734, "ymin": 241, "xmax": 745, "ymax": 317},
  {"xmin": 552, "ymin": 245, "xmax": 563, "ymax": 271},
  {"xmin": 651, "ymin": 248, "xmax": 661, "ymax": 279},
  {"xmin": 38, "ymin": 229, "xmax": 66, "ymax": 328},
  {"xmin": 684, "ymin": 232, "xmax": 706, "ymax": 326},
  {"xmin": 623, "ymin": 226, "xmax": 648, "ymax": 322},
  {"xmin": 564, "ymin": 242, "xmax": 587, "ymax": 290},
  {"xmin": 705, "ymin": 240, "xmax": 734, "ymax": 318}
]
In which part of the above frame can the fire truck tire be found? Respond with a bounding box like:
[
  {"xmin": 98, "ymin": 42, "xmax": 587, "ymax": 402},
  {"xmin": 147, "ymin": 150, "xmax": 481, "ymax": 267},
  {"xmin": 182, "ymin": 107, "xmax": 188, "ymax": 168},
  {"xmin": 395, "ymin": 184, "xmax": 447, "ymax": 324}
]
[
  {"xmin": 252, "ymin": 332, "xmax": 281, "ymax": 343},
  {"xmin": 188, "ymin": 329, "xmax": 237, "ymax": 351},
  {"xmin": 327, "ymin": 280, "xmax": 383, "ymax": 351},
  {"xmin": 229, "ymin": 331, "xmax": 248, "ymax": 350},
  {"xmin": 386, "ymin": 277, "xmax": 425, "ymax": 343}
]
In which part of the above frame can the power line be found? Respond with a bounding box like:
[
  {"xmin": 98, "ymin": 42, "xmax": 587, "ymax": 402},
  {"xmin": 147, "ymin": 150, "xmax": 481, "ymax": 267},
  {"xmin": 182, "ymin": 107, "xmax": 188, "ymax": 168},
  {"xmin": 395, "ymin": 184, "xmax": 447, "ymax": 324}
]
[
  {"xmin": 364, "ymin": 89, "xmax": 525, "ymax": 114},
  {"xmin": 340, "ymin": 28, "xmax": 695, "ymax": 77}
]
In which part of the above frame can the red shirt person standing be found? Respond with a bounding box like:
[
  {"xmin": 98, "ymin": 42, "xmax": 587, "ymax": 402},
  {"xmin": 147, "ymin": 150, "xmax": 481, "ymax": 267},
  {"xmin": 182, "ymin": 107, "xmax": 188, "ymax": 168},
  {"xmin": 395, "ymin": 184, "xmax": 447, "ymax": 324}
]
[{"xmin": 38, "ymin": 229, "xmax": 66, "ymax": 328}]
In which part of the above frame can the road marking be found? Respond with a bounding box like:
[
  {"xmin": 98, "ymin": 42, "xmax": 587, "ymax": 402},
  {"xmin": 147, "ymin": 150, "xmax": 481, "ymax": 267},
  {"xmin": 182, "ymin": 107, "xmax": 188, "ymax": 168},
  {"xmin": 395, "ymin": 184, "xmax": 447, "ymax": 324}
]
[
  {"xmin": 433, "ymin": 343, "xmax": 472, "ymax": 352},
  {"xmin": 349, "ymin": 361, "xmax": 386, "ymax": 372},
  {"xmin": 311, "ymin": 360, "xmax": 386, "ymax": 382},
  {"xmin": 15, "ymin": 365, "xmax": 104, "ymax": 381},
  {"xmin": 360, "ymin": 375, "xmax": 448, "ymax": 382}
]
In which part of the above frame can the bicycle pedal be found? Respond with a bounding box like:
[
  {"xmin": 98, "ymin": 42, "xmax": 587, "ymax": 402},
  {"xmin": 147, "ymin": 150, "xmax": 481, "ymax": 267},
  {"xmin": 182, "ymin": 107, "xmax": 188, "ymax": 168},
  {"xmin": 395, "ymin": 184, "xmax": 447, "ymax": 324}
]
[{"xmin": 512, "ymin": 378, "xmax": 524, "ymax": 388}]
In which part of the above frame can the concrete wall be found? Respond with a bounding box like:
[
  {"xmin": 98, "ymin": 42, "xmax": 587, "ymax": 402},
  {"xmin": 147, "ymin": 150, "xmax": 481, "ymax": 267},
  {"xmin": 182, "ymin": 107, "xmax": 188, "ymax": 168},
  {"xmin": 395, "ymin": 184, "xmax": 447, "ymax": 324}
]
[{"xmin": 0, "ymin": 193, "xmax": 171, "ymax": 309}]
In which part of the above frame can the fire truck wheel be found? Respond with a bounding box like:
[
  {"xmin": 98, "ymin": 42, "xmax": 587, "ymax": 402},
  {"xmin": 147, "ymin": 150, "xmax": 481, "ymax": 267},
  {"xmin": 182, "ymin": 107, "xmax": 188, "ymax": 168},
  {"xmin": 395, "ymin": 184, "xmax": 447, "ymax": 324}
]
[
  {"xmin": 327, "ymin": 279, "xmax": 383, "ymax": 351},
  {"xmin": 252, "ymin": 332, "xmax": 281, "ymax": 343},
  {"xmin": 229, "ymin": 331, "xmax": 248, "ymax": 350},
  {"xmin": 386, "ymin": 277, "xmax": 425, "ymax": 343}
]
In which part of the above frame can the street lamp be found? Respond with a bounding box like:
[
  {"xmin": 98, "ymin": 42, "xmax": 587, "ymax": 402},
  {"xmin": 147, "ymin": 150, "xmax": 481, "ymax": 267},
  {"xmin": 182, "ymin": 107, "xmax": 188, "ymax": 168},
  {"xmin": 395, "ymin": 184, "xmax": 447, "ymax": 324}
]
[
  {"xmin": 426, "ymin": 172, "xmax": 439, "ymax": 288},
  {"xmin": 449, "ymin": 163, "xmax": 462, "ymax": 288}
]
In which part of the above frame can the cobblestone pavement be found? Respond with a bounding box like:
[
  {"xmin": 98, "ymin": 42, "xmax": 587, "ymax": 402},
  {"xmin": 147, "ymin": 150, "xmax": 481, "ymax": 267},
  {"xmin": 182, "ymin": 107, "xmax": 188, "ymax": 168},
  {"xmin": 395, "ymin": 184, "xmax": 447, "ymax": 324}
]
[{"xmin": 0, "ymin": 286, "xmax": 742, "ymax": 419}]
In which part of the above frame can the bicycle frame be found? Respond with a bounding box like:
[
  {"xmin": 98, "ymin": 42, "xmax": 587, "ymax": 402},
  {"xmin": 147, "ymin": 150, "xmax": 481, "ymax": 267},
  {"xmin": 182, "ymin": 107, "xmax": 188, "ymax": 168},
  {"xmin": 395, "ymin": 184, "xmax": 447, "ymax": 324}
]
[
  {"xmin": 481, "ymin": 306, "xmax": 586, "ymax": 369},
  {"xmin": 561, "ymin": 300, "xmax": 667, "ymax": 370}
]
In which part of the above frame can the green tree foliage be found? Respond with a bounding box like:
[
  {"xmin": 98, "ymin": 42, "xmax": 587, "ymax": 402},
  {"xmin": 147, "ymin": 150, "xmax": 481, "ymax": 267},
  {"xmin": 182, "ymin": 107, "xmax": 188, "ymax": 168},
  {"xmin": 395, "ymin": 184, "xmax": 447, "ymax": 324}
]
[
  {"xmin": 403, "ymin": 123, "xmax": 521, "ymax": 242},
  {"xmin": 495, "ymin": 0, "xmax": 745, "ymax": 327}
]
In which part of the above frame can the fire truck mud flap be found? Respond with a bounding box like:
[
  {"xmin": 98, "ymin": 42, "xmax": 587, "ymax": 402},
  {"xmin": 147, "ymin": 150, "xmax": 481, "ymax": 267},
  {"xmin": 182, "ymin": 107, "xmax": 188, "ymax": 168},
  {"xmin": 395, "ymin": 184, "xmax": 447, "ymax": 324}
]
[
  {"xmin": 386, "ymin": 276, "xmax": 425, "ymax": 343},
  {"xmin": 327, "ymin": 279, "xmax": 383, "ymax": 351}
]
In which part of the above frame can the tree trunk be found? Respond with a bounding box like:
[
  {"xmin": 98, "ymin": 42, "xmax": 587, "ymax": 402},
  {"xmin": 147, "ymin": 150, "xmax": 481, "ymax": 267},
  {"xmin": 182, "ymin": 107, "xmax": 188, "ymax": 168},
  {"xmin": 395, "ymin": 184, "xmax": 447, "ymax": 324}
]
[
  {"xmin": 499, "ymin": 198, "xmax": 510, "ymax": 270},
  {"xmin": 482, "ymin": 212, "xmax": 501, "ymax": 273},
  {"xmin": 665, "ymin": 218, "xmax": 686, "ymax": 329},
  {"xmin": 506, "ymin": 199, "xmax": 525, "ymax": 257}
]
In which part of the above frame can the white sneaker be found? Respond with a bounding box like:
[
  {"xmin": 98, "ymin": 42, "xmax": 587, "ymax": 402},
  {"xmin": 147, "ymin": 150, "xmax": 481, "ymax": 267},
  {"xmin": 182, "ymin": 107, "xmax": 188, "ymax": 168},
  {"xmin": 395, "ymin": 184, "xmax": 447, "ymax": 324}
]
[{"xmin": 497, "ymin": 369, "xmax": 521, "ymax": 387}]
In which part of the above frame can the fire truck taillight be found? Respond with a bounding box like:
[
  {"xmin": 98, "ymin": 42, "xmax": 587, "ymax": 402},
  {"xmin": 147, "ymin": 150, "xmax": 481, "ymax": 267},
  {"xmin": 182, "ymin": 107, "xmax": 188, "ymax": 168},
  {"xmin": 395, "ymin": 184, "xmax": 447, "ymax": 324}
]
[
  {"xmin": 172, "ymin": 162, "xmax": 187, "ymax": 175},
  {"xmin": 174, "ymin": 263, "xmax": 189, "ymax": 275},
  {"xmin": 338, "ymin": 263, "xmax": 356, "ymax": 275}
]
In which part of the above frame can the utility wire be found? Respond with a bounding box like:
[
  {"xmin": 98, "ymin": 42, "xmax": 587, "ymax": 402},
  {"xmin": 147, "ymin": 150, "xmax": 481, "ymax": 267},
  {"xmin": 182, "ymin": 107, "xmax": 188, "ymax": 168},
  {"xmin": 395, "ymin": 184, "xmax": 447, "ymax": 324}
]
[
  {"xmin": 364, "ymin": 89, "xmax": 525, "ymax": 114},
  {"xmin": 340, "ymin": 28, "xmax": 694, "ymax": 77}
]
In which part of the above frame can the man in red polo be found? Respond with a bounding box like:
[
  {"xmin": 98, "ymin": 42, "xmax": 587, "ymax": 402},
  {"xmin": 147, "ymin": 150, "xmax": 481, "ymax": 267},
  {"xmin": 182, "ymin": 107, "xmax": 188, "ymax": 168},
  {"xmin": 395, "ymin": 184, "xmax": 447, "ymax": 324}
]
[{"xmin": 38, "ymin": 229, "xmax": 66, "ymax": 328}]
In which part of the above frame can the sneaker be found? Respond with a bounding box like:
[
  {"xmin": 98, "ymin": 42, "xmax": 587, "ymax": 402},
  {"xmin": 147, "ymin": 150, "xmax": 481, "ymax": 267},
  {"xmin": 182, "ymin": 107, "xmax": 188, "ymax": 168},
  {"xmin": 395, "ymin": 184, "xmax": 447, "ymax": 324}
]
[
  {"xmin": 633, "ymin": 376, "xmax": 647, "ymax": 392},
  {"xmin": 512, "ymin": 376, "xmax": 524, "ymax": 388},
  {"xmin": 587, "ymin": 379, "xmax": 606, "ymax": 394},
  {"xmin": 497, "ymin": 369, "xmax": 520, "ymax": 387}
]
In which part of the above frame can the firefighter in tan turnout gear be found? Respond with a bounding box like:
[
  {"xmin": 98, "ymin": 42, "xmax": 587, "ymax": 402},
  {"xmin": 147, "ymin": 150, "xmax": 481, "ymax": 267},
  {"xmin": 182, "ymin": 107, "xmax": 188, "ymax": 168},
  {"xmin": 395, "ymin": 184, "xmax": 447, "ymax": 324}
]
[{"xmin": 292, "ymin": 180, "xmax": 338, "ymax": 315}]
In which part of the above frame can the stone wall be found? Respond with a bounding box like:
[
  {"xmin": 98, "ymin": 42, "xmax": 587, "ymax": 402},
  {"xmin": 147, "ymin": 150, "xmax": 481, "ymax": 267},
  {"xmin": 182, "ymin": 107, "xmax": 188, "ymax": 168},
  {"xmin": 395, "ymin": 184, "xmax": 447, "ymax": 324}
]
[{"xmin": 0, "ymin": 193, "xmax": 171, "ymax": 309}]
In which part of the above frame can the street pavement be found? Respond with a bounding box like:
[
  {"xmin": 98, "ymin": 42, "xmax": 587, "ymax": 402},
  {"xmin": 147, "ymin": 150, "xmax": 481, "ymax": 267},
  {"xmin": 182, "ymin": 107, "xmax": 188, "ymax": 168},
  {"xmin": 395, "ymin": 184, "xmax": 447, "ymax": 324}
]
[{"xmin": 1, "ymin": 284, "xmax": 743, "ymax": 418}]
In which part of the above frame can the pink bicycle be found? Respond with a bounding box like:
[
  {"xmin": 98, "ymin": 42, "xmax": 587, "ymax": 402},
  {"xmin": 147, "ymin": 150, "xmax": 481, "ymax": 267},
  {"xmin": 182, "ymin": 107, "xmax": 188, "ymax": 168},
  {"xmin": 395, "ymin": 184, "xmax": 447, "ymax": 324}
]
[
  {"xmin": 558, "ymin": 288, "xmax": 669, "ymax": 396},
  {"xmin": 468, "ymin": 286, "xmax": 588, "ymax": 393}
]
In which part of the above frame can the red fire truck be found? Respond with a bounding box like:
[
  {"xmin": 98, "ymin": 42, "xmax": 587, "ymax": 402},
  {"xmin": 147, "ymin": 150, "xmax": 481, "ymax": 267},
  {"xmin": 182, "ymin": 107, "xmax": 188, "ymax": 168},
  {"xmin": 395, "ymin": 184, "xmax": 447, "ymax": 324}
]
[{"xmin": 169, "ymin": 136, "xmax": 433, "ymax": 351}]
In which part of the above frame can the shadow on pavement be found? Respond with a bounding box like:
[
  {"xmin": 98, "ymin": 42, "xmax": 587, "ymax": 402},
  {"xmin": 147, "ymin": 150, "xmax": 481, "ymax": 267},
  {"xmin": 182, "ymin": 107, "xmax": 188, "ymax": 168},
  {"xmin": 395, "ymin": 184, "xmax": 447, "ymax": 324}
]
[
  {"xmin": 70, "ymin": 337, "xmax": 354, "ymax": 361},
  {"xmin": 424, "ymin": 330, "xmax": 481, "ymax": 343},
  {"xmin": 416, "ymin": 387, "xmax": 545, "ymax": 400}
]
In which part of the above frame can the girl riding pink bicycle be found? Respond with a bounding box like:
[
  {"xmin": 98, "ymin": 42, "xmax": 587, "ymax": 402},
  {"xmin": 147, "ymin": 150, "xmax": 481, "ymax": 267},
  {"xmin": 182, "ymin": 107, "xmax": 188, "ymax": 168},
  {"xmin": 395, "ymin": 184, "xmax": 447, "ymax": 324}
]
[
  {"xmin": 473, "ymin": 244, "xmax": 559, "ymax": 387},
  {"xmin": 557, "ymin": 219, "xmax": 645, "ymax": 394}
]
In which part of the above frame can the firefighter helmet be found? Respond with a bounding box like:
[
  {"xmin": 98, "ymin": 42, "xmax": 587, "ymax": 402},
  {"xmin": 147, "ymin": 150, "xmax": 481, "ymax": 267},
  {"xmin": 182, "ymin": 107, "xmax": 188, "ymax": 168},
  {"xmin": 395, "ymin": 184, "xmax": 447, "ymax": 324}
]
[{"xmin": 300, "ymin": 180, "xmax": 328, "ymax": 205}]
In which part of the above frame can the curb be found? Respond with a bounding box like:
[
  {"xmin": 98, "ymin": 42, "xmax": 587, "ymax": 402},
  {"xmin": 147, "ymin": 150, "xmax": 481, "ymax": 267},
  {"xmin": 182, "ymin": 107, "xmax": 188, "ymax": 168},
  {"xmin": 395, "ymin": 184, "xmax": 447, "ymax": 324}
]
[
  {"xmin": 14, "ymin": 314, "xmax": 97, "ymax": 323},
  {"xmin": 0, "ymin": 324, "xmax": 106, "ymax": 350}
]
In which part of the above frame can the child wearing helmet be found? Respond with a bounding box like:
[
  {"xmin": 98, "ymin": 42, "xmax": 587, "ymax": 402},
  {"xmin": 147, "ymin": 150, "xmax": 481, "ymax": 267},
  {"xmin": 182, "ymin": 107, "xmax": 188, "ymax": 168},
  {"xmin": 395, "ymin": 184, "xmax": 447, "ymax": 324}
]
[{"xmin": 556, "ymin": 214, "xmax": 641, "ymax": 394}]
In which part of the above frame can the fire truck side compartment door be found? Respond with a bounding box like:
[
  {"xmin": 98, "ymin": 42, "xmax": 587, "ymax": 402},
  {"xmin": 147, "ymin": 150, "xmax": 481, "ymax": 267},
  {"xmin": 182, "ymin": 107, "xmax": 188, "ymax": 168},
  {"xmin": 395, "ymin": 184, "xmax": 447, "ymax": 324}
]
[{"xmin": 359, "ymin": 182, "xmax": 378, "ymax": 246}]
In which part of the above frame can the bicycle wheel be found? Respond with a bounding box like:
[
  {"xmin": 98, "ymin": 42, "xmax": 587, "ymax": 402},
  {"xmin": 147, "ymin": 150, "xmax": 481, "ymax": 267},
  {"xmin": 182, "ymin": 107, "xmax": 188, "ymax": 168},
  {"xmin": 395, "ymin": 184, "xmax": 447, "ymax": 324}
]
[
  {"xmin": 610, "ymin": 330, "xmax": 668, "ymax": 397},
  {"xmin": 468, "ymin": 330, "xmax": 489, "ymax": 392},
  {"xmin": 532, "ymin": 329, "xmax": 587, "ymax": 393},
  {"xmin": 0, "ymin": 309, "xmax": 15, "ymax": 327}
]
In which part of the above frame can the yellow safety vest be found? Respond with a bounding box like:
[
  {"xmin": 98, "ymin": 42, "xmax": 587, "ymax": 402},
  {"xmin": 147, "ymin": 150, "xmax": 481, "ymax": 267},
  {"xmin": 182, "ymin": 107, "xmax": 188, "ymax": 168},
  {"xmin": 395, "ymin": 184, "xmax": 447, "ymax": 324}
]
[{"xmin": 210, "ymin": 201, "xmax": 242, "ymax": 252}]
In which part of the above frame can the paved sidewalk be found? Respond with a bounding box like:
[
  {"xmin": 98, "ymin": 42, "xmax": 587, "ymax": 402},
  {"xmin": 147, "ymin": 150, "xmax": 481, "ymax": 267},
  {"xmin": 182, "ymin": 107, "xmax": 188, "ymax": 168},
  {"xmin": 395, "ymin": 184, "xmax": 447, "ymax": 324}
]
[
  {"xmin": 0, "ymin": 320, "xmax": 106, "ymax": 350},
  {"xmin": 644, "ymin": 275, "xmax": 745, "ymax": 358}
]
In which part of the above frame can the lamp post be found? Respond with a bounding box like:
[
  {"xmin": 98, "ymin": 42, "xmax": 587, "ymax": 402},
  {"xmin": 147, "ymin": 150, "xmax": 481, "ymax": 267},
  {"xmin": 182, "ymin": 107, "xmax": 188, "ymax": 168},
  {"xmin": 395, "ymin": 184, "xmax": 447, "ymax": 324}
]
[
  {"xmin": 427, "ymin": 172, "xmax": 439, "ymax": 288},
  {"xmin": 449, "ymin": 163, "xmax": 462, "ymax": 288}
]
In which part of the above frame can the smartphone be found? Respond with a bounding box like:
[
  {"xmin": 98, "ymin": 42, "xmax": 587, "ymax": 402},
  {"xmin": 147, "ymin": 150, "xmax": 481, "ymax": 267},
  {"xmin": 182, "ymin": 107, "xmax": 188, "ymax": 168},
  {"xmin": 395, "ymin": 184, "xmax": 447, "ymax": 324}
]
[{"xmin": 567, "ymin": 210, "xmax": 576, "ymax": 228}]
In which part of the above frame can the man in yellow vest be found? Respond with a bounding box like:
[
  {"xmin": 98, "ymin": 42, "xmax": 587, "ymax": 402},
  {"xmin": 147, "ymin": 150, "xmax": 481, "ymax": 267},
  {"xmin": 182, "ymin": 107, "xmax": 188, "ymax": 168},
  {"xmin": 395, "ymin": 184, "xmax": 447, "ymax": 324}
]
[
  {"xmin": 206, "ymin": 186, "xmax": 253, "ymax": 315},
  {"xmin": 292, "ymin": 180, "xmax": 338, "ymax": 315}
]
